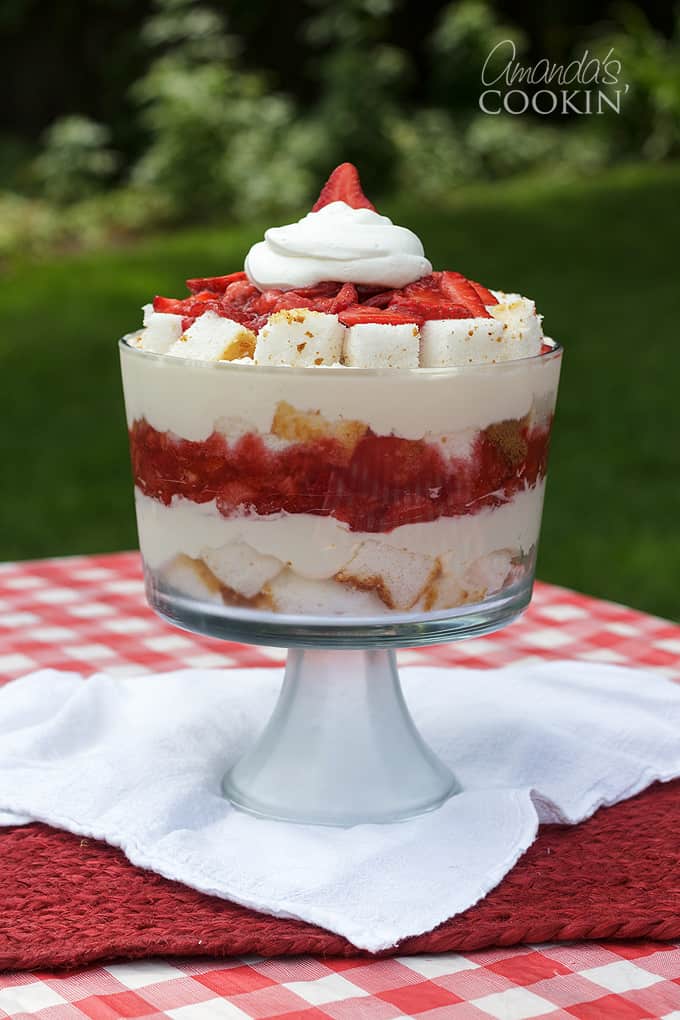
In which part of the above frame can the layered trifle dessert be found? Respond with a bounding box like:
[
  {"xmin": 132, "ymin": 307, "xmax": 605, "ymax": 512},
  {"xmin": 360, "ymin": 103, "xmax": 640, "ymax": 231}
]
[{"xmin": 121, "ymin": 164, "xmax": 561, "ymax": 619}]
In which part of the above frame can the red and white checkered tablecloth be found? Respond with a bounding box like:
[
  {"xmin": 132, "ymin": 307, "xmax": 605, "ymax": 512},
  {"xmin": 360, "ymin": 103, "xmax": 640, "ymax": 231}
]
[{"xmin": 0, "ymin": 551, "xmax": 679, "ymax": 1020}]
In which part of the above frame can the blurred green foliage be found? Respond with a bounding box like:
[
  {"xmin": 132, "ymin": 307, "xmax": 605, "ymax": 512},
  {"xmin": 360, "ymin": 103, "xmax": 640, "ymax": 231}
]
[
  {"xmin": 428, "ymin": 0, "xmax": 527, "ymax": 109},
  {"xmin": 131, "ymin": 0, "xmax": 320, "ymax": 219},
  {"xmin": 595, "ymin": 4, "xmax": 680, "ymax": 159},
  {"xmin": 302, "ymin": 0, "xmax": 409, "ymax": 190},
  {"xmin": 33, "ymin": 117, "xmax": 120, "ymax": 205},
  {"xmin": 1, "ymin": 0, "xmax": 678, "ymax": 260}
]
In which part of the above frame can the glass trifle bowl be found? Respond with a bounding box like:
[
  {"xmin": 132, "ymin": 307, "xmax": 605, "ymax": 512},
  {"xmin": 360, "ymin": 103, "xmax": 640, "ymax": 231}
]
[
  {"xmin": 120, "ymin": 343, "xmax": 561, "ymax": 824},
  {"xmin": 120, "ymin": 161, "xmax": 562, "ymax": 824}
]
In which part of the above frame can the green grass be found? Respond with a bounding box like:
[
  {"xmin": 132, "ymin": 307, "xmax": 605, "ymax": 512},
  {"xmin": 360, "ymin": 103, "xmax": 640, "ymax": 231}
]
[{"xmin": 1, "ymin": 162, "xmax": 679, "ymax": 620}]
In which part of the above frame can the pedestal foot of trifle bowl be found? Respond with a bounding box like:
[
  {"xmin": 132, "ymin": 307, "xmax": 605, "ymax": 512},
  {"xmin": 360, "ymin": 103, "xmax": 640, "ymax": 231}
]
[
  {"xmin": 146, "ymin": 574, "xmax": 536, "ymax": 826},
  {"xmin": 223, "ymin": 647, "xmax": 458, "ymax": 826}
]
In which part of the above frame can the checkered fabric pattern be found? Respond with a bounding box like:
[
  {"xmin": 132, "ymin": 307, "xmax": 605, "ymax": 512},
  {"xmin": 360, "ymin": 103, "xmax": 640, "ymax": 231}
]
[
  {"xmin": 1, "ymin": 551, "xmax": 679, "ymax": 684},
  {"xmin": 0, "ymin": 552, "xmax": 679, "ymax": 1020},
  {"xmin": 1, "ymin": 945, "xmax": 680, "ymax": 1019}
]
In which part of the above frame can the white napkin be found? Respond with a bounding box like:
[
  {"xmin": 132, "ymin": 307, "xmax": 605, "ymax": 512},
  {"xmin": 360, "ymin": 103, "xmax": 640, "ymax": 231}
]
[{"xmin": 0, "ymin": 662, "xmax": 678, "ymax": 952}]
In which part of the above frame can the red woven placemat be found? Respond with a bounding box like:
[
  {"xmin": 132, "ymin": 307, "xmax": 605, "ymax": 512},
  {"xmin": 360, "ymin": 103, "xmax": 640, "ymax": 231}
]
[{"xmin": 2, "ymin": 778, "xmax": 679, "ymax": 971}]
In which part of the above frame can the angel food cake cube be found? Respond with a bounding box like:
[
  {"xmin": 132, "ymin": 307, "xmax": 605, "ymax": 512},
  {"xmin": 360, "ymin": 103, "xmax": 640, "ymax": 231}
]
[
  {"xmin": 202, "ymin": 541, "xmax": 284, "ymax": 600},
  {"xmin": 488, "ymin": 293, "xmax": 543, "ymax": 359},
  {"xmin": 138, "ymin": 306, "xmax": 184, "ymax": 354},
  {"xmin": 425, "ymin": 549, "xmax": 515, "ymax": 610},
  {"xmin": 343, "ymin": 323, "xmax": 420, "ymax": 369},
  {"xmin": 271, "ymin": 401, "xmax": 367, "ymax": 453},
  {"xmin": 266, "ymin": 571, "xmax": 386, "ymax": 615},
  {"xmin": 420, "ymin": 317, "xmax": 505, "ymax": 367},
  {"xmin": 336, "ymin": 541, "xmax": 439, "ymax": 611},
  {"xmin": 164, "ymin": 555, "xmax": 223, "ymax": 603},
  {"xmin": 167, "ymin": 311, "xmax": 256, "ymax": 362},
  {"xmin": 255, "ymin": 309, "xmax": 345, "ymax": 367}
]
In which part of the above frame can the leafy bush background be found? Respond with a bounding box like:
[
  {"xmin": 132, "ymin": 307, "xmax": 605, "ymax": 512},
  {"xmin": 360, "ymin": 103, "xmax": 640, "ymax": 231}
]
[{"xmin": 2, "ymin": 0, "xmax": 679, "ymax": 258}]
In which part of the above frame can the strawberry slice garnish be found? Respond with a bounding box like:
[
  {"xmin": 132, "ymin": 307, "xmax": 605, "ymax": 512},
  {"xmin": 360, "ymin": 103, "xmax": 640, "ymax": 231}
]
[
  {"xmin": 356, "ymin": 284, "xmax": 391, "ymax": 300},
  {"xmin": 439, "ymin": 272, "xmax": 490, "ymax": 317},
  {"xmin": 469, "ymin": 279, "xmax": 497, "ymax": 306},
  {"xmin": 291, "ymin": 281, "xmax": 342, "ymax": 299},
  {"xmin": 185, "ymin": 271, "xmax": 247, "ymax": 294},
  {"xmin": 153, "ymin": 291, "xmax": 219, "ymax": 315},
  {"xmin": 223, "ymin": 280, "xmax": 258, "ymax": 303},
  {"xmin": 271, "ymin": 291, "xmax": 317, "ymax": 311},
  {"xmin": 329, "ymin": 283, "xmax": 358, "ymax": 312},
  {"xmin": 152, "ymin": 295, "xmax": 186, "ymax": 314},
  {"xmin": 339, "ymin": 306, "xmax": 422, "ymax": 327},
  {"xmin": 389, "ymin": 275, "xmax": 476, "ymax": 321},
  {"xmin": 312, "ymin": 163, "xmax": 376, "ymax": 212},
  {"xmin": 361, "ymin": 290, "xmax": 395, "ymax": 308},
  {"xmin": 389, "ymin": 297, "xmax": 472, "ymax": 321},
  {"xmin": 400, "ymin": 273, "xmax": 439, "ymax": 297},
  {"xmin": 249, "ymin": 290, "xmax": 283, "ymax": 315},
  {"xmin": 187, "ymin": 299, "xmax": 223, "ymax": 318}
]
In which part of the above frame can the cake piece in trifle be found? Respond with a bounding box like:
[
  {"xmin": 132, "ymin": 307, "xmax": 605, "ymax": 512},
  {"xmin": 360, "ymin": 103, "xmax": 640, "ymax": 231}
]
[{"xmin": 121, "ymin": 163, "xmax": 561, "ymax": 619}]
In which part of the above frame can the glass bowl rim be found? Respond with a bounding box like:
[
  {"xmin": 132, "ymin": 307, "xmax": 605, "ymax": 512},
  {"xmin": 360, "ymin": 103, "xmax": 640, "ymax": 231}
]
[{"xmin": 119, "ymin": 334, "xmax": 562, "ymax": 377}]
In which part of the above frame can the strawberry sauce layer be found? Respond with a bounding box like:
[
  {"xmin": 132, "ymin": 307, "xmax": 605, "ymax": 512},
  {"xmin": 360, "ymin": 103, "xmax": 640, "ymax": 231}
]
[
  {"xmin": 156, "ymin": 269, "xmax": 496, "ymax": 333},
  {"xmin": 130, "ymin": 419, "xmax": 552, "ymax": 533}
]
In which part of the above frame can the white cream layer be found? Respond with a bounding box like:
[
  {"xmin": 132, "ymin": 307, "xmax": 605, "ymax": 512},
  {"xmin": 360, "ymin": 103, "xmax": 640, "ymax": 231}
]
[
  {"xmin": 121, "ymin": 343, "xmax": 560, "ymax": 442},
  {"xmin": 135, "ymin": 481, "xmax": 545, "ymax": 580}
]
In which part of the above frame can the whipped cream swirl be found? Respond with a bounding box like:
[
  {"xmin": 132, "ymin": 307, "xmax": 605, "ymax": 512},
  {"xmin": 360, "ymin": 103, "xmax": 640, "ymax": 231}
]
[{"xmin": 245, "ymin": 201, "xmax": 432, "ymax": 291}]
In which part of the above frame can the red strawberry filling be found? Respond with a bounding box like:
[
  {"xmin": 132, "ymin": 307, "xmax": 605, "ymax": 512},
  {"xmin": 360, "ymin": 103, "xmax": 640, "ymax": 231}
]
[{"xmin": 129, "ymin": 418, "xmax": 551, "ymax": 533}]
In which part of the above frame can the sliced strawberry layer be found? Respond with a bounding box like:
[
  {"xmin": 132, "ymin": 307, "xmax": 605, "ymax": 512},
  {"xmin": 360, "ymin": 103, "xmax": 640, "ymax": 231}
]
[
  {"xmin": 399, "ymin": 273, "xmax": 438, "ymax": 296},
  {"xmin": 223, "ymin": 280, "xmax": 258, "ymax": 303},
  {"xmin": 388, "ymin": 298, "xmax": 471, "ymax": 321},
  {"xmin": 338, "ymin": 306, "xmax": 422, "ymax": 327},
  {"xmin": 152, "ymin": 296, "xmax": 186, "ymax": 315},
  {"xmin": 311, "ymin": 163, "xmax": 376, "ymax": 213},
  {"xmin": 329, "ymin": 283, "xmax": 358, "ymax": 313},
  {"xmin": 154, "ymin": 258, "xmax": 498, "ymax": 332},
  {"xmin": 153, "ymin": 292, "xmax": 219, "ymax": 316},
  {"xmin": 386, "ymin": 272, "xmax": 491, "ymax": 321},
  {"xmin": 362, "ymin": 290, "xmax": 395, "ymax": 308},
  {"xmin": 130, "ymin": 418, "xmax": 552, "ymax": 533},
  {"xmin": 291, "ymin": 282, "xmax": 341, "ymax": 298},
  {"xmin": 268, "ymin": 292, "xmax": 317, "ymax": 312},
  {"xmin": 439, "ymin": 272, "xmax": 491, "ymax": 317},
  {"xmin": 185, "ymin": 271, "xmax": 247, "ymax": 294},
  {"xmin": 469, "ymin": 279, "xmax": 497, "ymax": 305}
]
